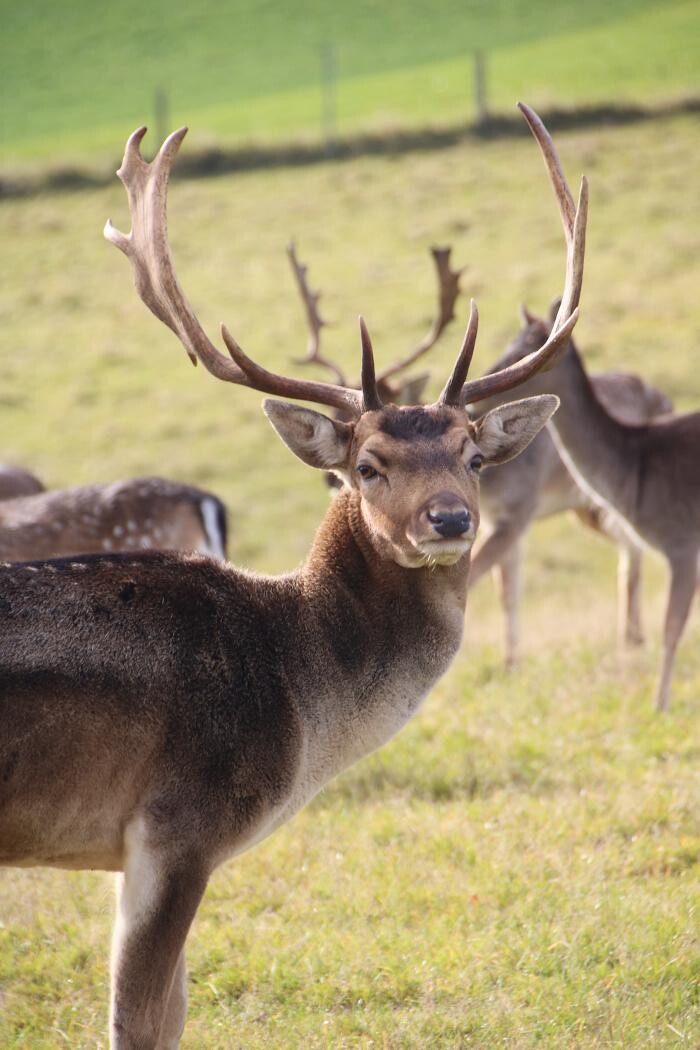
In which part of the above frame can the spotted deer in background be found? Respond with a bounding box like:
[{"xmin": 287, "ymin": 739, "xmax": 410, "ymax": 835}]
[{"xmin": 0, "ymin": 476, "xmax": 227, "ymax": 561}]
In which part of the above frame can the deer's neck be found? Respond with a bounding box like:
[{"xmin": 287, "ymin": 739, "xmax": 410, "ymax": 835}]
[
  {"xmin": 289, "ymin": 489, "xmax": 468, "ymax": 782},
  {"xmin": 542, "ymin": 346, "xmax": 640, "ymax": 523}
]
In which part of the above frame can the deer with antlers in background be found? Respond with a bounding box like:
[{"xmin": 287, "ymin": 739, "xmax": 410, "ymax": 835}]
[
  {"xmin": 0, "ymin": 105, "xmax": 585, "ymax": 1048},
  {"xmin": 468, "ymin": 349, "xmax": 673, "ymax": 665},
  {"xmin": 481, "ymin": 292, "xmax": 698, "ymax": 710},
  {"xmin": 287, "ymin": 227, "xmax": 673, "ymax": 667}
]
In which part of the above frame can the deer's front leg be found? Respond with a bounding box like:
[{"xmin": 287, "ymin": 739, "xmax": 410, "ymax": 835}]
[
  {"xmin": 494, "ymin": 539, "xmax": 522, "ymax": 669},
  {"xmin": 468, "ymin": 515, "xmax": 529, "ymax": 589},
  {"xmin": 618, "ymin": 542, "xmax": 644, "ymax": 647},
  {"xmin": 156, "ymin": 950, "xmax": 188, "ymax": 1050},
  {"xmin": 110, "ymin": 834, "xmax": 208, "ymax": 1050}
]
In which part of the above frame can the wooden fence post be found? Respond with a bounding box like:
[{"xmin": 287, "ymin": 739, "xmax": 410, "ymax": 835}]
[
  {"xmin": 474, "ymin": 50, "xmax": 489, "ymax": 128},
  {"xmin": 321, "ymin": 42, "xmax": 337, "ymax": 152}
]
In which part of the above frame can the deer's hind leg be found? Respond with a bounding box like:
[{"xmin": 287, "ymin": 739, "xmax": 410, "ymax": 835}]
[
  {"xmin": 110, "ymin": 823, "xmax": 209, "ymax": 1050},
  {"xmin": 655, "ymin": 552, "xmax": 698, "ymax": 713}
]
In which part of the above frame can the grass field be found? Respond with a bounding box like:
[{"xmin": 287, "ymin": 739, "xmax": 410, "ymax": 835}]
[
  {"xmin": 0, "ymin": 113, "xmax": 699, "ymax": 1045},
  {"xmin": 2, "ymin": 0, "xmax": 699, "ymax": 166}
]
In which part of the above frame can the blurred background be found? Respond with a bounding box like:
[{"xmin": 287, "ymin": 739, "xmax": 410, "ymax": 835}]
[
  {"xmin": 1, "ymin": 0, "xmax": 699, "ymax": 172},
  {"xmin": 1, "ymin": 4, "xmax": 699, "ymax": 1046}
]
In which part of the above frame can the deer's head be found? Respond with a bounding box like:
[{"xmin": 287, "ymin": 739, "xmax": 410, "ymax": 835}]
[
  {"xmin": 489, "ymin": 300, "xmax": 564, "ymax": 383},
  {"xmin": 264, "ymin": 316, "xmax": 558, "ymax": 567}
]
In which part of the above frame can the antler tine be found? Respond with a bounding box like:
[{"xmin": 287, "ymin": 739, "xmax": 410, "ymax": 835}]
[
  {"xmin": 105, "ymin": 127, "xmax": 363, "ymax": 416},
  {"xmin": 437, "ymin": 300, "xmax": 479, "ymax": 405},
  {"xmin": 287, "ymin": 241, "xmax": 347, "ymax": 386},
  {"xmin": 359, "ymin": 317, "xmax": 383, "ymax": 411},
  {"xmin": 460, "ymin": 103, "xmax": 588, "ymax": 405},
  {"xmin": 518, "ymin": 102, "xmax": 587, "ymax": 335},
  {"xmin": 376, "ymin": 246, "xmax": 464, "ymax": 383}
]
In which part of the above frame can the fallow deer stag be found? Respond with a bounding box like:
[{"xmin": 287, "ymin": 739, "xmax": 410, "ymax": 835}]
[
  {"xmin": 481, "ymin": 107, "xmax": 697, "ymax": 710},
  {"xmin": 0, "ymin": 463, "xmax": 44, "ymax": 500},
  {"xmin": 0, "ymin": 103, "xmax": 586, "ymax": 1048},
  {"xmin": 0, "ymin": 476, "xmax": 227, "ymax": 561},
  {"xmin": 469, "ymin": 342, "xmax": 674, "ymax": 665}
]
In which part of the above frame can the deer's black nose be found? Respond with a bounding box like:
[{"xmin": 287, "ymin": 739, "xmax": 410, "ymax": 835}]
[{"xmin": 427, "ymin": 508, "xmax": 471, "ymax": 538}]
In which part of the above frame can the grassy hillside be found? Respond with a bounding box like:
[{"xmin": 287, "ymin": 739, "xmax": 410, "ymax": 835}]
[
  {"xmin": 0, "ymin": 114, "xmax": 698, "ymax": 1045},
  {"xmin": 2, "ymin": 0, "xmax": 699, "ymax": 165}
]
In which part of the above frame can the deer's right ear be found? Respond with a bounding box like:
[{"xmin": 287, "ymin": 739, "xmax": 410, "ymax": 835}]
[{"xmin": 263, "ymin": 400, "xmax": 354, "ymax": 470}]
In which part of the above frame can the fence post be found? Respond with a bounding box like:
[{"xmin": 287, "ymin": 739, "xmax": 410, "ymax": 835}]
[
  {"xmin": 321, "ymin": 42, "xmax": 337, "ymax": 153},
  {"xmin": 473, "ymin": 50, "xmax": 489, "ymax": 128}
]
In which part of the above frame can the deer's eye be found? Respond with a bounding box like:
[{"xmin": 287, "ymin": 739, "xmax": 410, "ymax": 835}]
[
  {"xmin": 469, "ymin": 454, "xmax": 484, "ymax": 472},
  {"xmin": 357, "ymin": 464, "xmax": 378, "ymax": 480}
]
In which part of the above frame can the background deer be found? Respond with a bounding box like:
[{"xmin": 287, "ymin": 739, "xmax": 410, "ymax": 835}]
[
  {"xmin": 482, "ymin": 292, "xmax": 698, "ymax": 710},
  {"xmin": 0, "ymin": 464, "xmax": 44, "ymax": 500},
  {"xmin": 469, "ymin": 340, "xmax": 674, "ymax": 665},
  {"xmin": 0, "ymin": 105, "xmax": 585, "ymax": 1047},
  {"xmin": 287, "ymin": 231, "xmax": 671, "ymax": 667},
  {"xmin": 0, "ymin": 476, "xmax": 227, "ymax": 561}
]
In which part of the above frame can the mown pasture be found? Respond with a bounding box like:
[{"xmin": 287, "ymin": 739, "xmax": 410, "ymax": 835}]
[
  {"xmin": 0, "ymin": 112, "xmax": 698, "ymax": 1046},
  {"xmin": 2, "ymin": 0, "xmax": 699, "ymax": 165}
]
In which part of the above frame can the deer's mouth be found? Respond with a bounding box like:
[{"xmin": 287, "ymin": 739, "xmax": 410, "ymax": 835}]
[
  {"xmin": 396, "ymin": 532, "xmax": 475, "ymax": 568},
  {"xmin": 416, "ymin": 536, "xmax": 474, "ymax": 566}
]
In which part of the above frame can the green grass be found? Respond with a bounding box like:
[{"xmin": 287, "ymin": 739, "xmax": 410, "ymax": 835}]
[
  {"xmin": 0, "ymin": 114, "xmax": 699, "ymax": 1046},
  {"xmin": 2, "ymin": 0, "xmax": 699, "ymax": 165}
]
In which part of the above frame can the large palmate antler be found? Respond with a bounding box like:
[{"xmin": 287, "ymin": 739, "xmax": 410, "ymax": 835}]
[
  {"xmin": 104, "ymin": 128, "xmax": 368, "ymax": 416},
  {"xmin": 438, "ymin": 102, "xmax": 588, "ymax": 406}
]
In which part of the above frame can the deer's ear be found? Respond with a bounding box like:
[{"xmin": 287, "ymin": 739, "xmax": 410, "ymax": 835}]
[
  {"xmin": 474, "ymin": 395, "xmax": 559, "ymax": 467},
  {"xmin": 263, "ymin": 400, "xmax": 353, "ymax": 470},
  {"xmin": 519, "ymin": 302, "xmax": 541, "ymax": 328}
]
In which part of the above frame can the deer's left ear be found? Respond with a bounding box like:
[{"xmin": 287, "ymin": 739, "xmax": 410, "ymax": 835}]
[
  {"xmin": 263, "ymin": 400, "xmax": 354, "ymax": 470},
  {"xmin": 474, "ymin": 394, "xmax": 560, "ymax": 466}
]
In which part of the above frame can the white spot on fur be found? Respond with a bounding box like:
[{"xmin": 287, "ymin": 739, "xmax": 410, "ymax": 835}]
[{"xmin": 113, "ymin": 525, "xmax": 125, "ymax": 537}]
